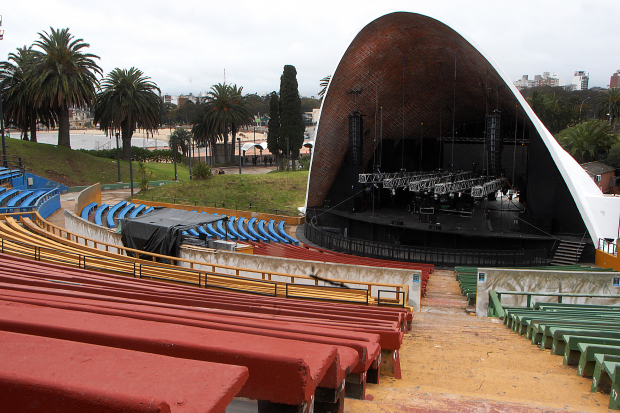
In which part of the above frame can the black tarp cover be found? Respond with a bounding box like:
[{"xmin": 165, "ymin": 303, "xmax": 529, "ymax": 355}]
[{"xmin": 121, "ymin": 208, "xmax": 223, "ymax": 259}]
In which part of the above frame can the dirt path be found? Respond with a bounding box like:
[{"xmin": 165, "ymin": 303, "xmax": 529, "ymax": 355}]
[{"xmin": 345, "ymin": 271, "xmax": 612, "ymax": 412}]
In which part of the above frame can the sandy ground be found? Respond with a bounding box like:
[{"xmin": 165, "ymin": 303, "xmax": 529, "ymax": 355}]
[{"xmin": 345, "ymin": 271, "xmax": 613, "ymax": 412}]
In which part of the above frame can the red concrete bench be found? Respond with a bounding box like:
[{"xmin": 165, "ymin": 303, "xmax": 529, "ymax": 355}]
[
  {"xmin": 0, "ymin": 286, "xmax": 382, "ymax": 399},
  {"xmin": 0, "ymin": 253, "xmax": 409, "ymax": 381},
  {"xmin": 0, "ymin": 330, "xmax": 248, "ymax": 413},
  {"xmin": 0, "ymin": 298, "xmax": 358, "ymax": 412}
]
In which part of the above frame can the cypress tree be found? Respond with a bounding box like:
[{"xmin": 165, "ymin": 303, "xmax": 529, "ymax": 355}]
[
  {"xmin": 279, "ymin": 65, "xmax": 305, "ymax": 170},
  {"xmin": 267, "ymin": 91, "xmax": 280, "ymax": 167}
]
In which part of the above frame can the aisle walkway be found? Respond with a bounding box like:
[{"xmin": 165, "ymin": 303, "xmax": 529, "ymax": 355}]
[{"xmin": 345, "ymin": 270, "xmax": 612, "ymax": 412}]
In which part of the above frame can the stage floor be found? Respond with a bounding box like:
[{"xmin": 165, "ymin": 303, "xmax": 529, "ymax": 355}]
[{"xmin": 322, "ymin": 195, "xmax": 555, "ymax": 241}]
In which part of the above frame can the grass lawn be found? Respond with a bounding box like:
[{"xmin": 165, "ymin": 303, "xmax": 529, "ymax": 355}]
[
  {"xmin": 4, "ymin": 137, "xmax": 188, "ymax": 186},
  {"xmin": 134, "ymin": 171, "xmax": 309, "ymax": 213},
  {"xmin": 3, "ymin": 136, "xmax": 309, "ymax": 212}
]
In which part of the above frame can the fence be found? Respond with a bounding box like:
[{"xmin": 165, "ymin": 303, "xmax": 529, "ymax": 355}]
[
  {"xmin": 304, "ymin": 223, "xmax": 550, "ymax": 268},
  {"xmin": 137, "ymin": 196, "xmax": 300, "ymax": 217}
]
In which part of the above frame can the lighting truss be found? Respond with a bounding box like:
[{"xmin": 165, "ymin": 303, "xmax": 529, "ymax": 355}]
[{"xmin": 471, "ymin": 178, "xmax": 504, "ymax": 198}]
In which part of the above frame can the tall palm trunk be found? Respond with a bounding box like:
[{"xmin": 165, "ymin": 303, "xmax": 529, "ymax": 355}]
[
  {"xmin": 121, "ymin": 120, "xmax": 133, "ymax": 161},
  {"xmin": 223, "ymin": 135, "xmax": 229, "ymax": 164},
  {"xmin": 29, "ymin": 112, "xmax": 37, "ymax": 143},
  {"xmin": 57, "ymin": 106, "xmax": 71, "ymax": 148}
]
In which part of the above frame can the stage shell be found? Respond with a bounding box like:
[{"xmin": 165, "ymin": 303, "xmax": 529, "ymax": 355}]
[{"xmin": 304, "ymin": 12, "xmax": 620, "ymax": 245}]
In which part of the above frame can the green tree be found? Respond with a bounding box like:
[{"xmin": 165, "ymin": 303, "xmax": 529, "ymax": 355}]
[
  {"xmin": 93, "ymin": 67, "xmax": 161, "ymax": 161},
  {"xmin": 192, "ymin": 83, "xmax": 250, "ymax": 164},
  {"xmin": 30, "ymin": 27, "xmax": 102, "ymax": 148},
  {"xmin": 556, "ymin": 120, "xmax": 618, "ymax": 163},
  {"xmin": 527, "ymin": 90, "xmax": 578, "ymax": 134},
  {"xmin": 244, "ymin": 93, "xmax": 270, "ymax": 123},
  {"xmin": 0, "ymin": 46, "xmax": 56, "ymax": 142},
  {"xmin": 169, "ymin": 128, "xmax": 192, "ymax": 156},
  {"xmin": 604, "ymin": 141, "xmax": 620, "ymax": 169},
  {"xmin": 318, "ymin": 75, "xmax": 331, "ymax": 101},
  {"xmin": 267, "ymin": 91, "xmax": 280, "ymax": 166},
  {"xmin": 279, "ymin": 65, "xmax": 305, "ymax": 169},
  {"xmin": 597, "ymin": 88, "xmax": 620, "ymax": 126}
]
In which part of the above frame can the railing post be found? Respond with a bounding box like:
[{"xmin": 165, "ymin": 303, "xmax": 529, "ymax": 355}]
[
  {"xmin": 558, "ymin": 295, "xmax": 563, "ymax": 304},
  {"xmin": 527, "ymin": 294, "xmax": 532, "ymax": 308}
]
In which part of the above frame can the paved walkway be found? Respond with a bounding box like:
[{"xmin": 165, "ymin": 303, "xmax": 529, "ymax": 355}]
[{"xmin": 345, "ymin": 270, "xmax": 612, "ymax": 412}]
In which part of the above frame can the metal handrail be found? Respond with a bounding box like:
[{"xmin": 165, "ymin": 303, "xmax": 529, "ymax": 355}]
[{"xmin": 598, "ymin": 238, "xmax": 617, "ymax": 255}]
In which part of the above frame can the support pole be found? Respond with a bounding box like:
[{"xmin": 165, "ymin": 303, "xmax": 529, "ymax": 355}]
[
  {"xmin": 115, "ymin": 133, "xmax": 121, "ymax": 182},
  {"xmin": 129, "ymin": 145, "xmax": 134, "ymax": 197}
]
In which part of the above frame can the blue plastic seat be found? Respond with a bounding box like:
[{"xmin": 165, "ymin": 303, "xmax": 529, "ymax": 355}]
[
  {"xmin": 237, "ymin": 217, "xmax": 257, "ymax": 242},
  {"xmin": 94, "ymin": 204, "xmax": 110, "ymax": 226},
  {"xmin": 268, "ymin": 220, "xmax": 289, "ymax": 244},
  {"xmin": 106, "ymin": 201, "xmax": 127, "ymax": 228},
  {"xmin": 277, "ymin": 221, "xmax": 299, "ymax": 246},
  {"xmin": 0, "ymin": 189, "xmax": 20, "ymax": 206},
  {"xmin": 247, "ymin": 217, "xmax": 268, "ymax": 242},
  {"xmin": 143, "ymin": 206, "xmax": 154, "ymax": 215},
  {"xmin": 188, "ymin": 228, "xmax": 199, "ymax": 236},
  {"xmin": 206, "ymin": 222, "xmax": 223, "ymax": 239},
  {"xmin": 6, "ymin": 190, "xmax": 33, "ymax": 213},
  {"xmin": 197, "ymin": 226, "xmax": 213, "ymax": 239},
  {"xmin": 117, "ymin": 203, "xmax": 135, "ymax": 221},
  {"xmin": 129, "ymin": 204, "xmax": 146, "ymax": 218},
  {"xmin": 81, "ymin": 202, "xmax": 99, "ymax": 220},
  {"xmin": 227, "ymin": 217, "xmax": 247, "ymax": 241},
  {"xmin": 258, "ymin": 219, "xmax": 278, "ymax": 243},
  {"xmin": 216, "ymin": 219, "xmax": 236, "ymax": 241},
  {"xmin": 19, "ymin": 190, "xmax": 47, "ymax": 212}
]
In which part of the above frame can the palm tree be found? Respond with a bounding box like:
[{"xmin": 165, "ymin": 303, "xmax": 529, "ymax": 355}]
[
  {"xmin": 168, "ymin": 128, "xmax": 192, "ymax": 156},
  {"xmin": 597, "ymin": 88, "xmax": 620, "ymax": 126},
  {"xmin": 192, "ymin": 83, "xmax": 250, "ymax": 164},
  {"xmin": 93, "ymin": 67, "xmax": 161, "ymax": 161},
  {"xmin": 318, "ymin": 75, "xmax": 331, "ymax": 101},
  {"xmin": 556, "ymin": 120, "xmax": 618, "ymax": 163},
  {"xmin": 29, "ymin": 27, "xmax": 102, "ymax": 148},
  {"xmin": 0, "ymin": 46, "xmax": 56, "ymax": 142}
]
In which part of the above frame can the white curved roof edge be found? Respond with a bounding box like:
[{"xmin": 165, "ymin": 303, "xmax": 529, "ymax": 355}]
[
  {"xmin": 305, "ymin": 12, "xmax": 620, "ymax": 243},
  {"xmin": 241, "ymin": 142, "xmax": 267, "ymax": 152},
  {"xmin": 303, "ymin": 141, "xmax": 315, "ymax": 148},
  {"xmin": 460, "ymin": 22, "xmax": 620, "ymax": 243}
]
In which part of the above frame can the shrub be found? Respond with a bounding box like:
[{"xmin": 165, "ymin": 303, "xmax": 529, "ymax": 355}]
[
  {"xmin": 191, "ymin": 162, "xmax": 212, "ymax": 180},
  {"xmin": 137, "ymin": 162, "xmax": 155, "ymax": 192}
]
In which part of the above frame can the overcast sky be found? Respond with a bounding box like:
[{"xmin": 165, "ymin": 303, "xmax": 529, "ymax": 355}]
[{"xmin": 2, "ymin": 0, "xmax": 618, "ymax": 98}]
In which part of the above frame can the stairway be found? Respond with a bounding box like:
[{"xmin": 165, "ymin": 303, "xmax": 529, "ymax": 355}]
[{"xmin": 550, "ymin": 238, "xmax": 587, "ymax": 266}]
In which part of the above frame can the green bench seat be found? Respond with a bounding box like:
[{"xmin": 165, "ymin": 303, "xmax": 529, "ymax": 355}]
[
  {"xmin": 560, "ymin": 336, "xmax": 620, "ymax": 365},
  {"xmin": 576, "ymin": 344, "xmax": 620, "ymax": 380}
]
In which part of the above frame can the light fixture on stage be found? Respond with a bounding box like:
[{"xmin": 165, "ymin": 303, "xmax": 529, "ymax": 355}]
[{"xmin": 392, "ymin": 189, "xmax": 396, "ymax": 196}]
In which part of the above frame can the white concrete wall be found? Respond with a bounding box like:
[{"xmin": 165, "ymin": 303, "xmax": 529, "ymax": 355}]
[
  {"xmin": 65, "ymin": 209, "xmax": 421, "ymax": 310},
  {"xmin": 64, "ymin": 210, "xmax": 123, "ymax": 253},
  {"xmin": 476, "ymin": 268, "xmax": 620, "ymax": 316},
  {"xmin": 179, "ymin": 248, "xmax": 421, "ymax": 311}
]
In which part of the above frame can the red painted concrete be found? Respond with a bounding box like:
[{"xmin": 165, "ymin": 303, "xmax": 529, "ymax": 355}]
[
  {"xmin": 0, "ymin": 287, "xmax": 379, "ymax": 373},
  {"xmin": 0, "ymin": 330, "xmax": 248, "ymax": 413},
  {"xmin": 0, "ymin": 254, "xmax": 411, "ymax": 328},
  {"xmin": 0, "ymin": 259, "xmax": 408, "ymax": 327},
  {"xmin": 0, "ymin": 274, "xmax": 404, "ymax": 350},
  {"xmin": 0, "ymin": 299, "xmax": 353, "ymax": 406}
]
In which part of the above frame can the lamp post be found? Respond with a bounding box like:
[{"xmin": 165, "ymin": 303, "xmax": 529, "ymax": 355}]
[
  {"xmin": 579, "ymin": 97, "xmax": 590, "ymax": 118},
  {"xmin": 129, "ymin": 144, "xmax": 134, "ymax": 197},
  {"xmin": 115, "ymin": 133, "xmax": 121, "ymax": 182},
  {"xmin": 173, "ymin": 133, "xmax": 177, "ymax": 181},
  {"xmin": 238, "ymin": 137, "xmax": 242, "ymax": 174},
  {"xmin": 0, "ymin": 15, "xmax": 6, "ymax": 168}
]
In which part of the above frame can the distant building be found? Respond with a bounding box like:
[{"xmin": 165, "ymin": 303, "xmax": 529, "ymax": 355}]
[
  {"xmin": 581, "ymin": 161, "xmax": 616, "ymax": 194},
  {"xmin": 69, "ymin": 107, "xmax": 93, "ymax": 129},
  {"xmin": 571, "ymin": 71, "xmax": 589, "ymax": 91},
  {"xmin": 611, "ymin": 70, "xmax": 620, "ymax": 89},
  {"xmin": 162, "ymin": 94, "xmax": 172, "ymax": 105},
  {"xmin": 513, "ymin": 72, "xmax": 561, "ymax": 89}
]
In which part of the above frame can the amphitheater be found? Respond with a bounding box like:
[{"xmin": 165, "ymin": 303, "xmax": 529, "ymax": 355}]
[{"xmin": 1, "ymin": 11, "xmax": 620, "ymax": 413}]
